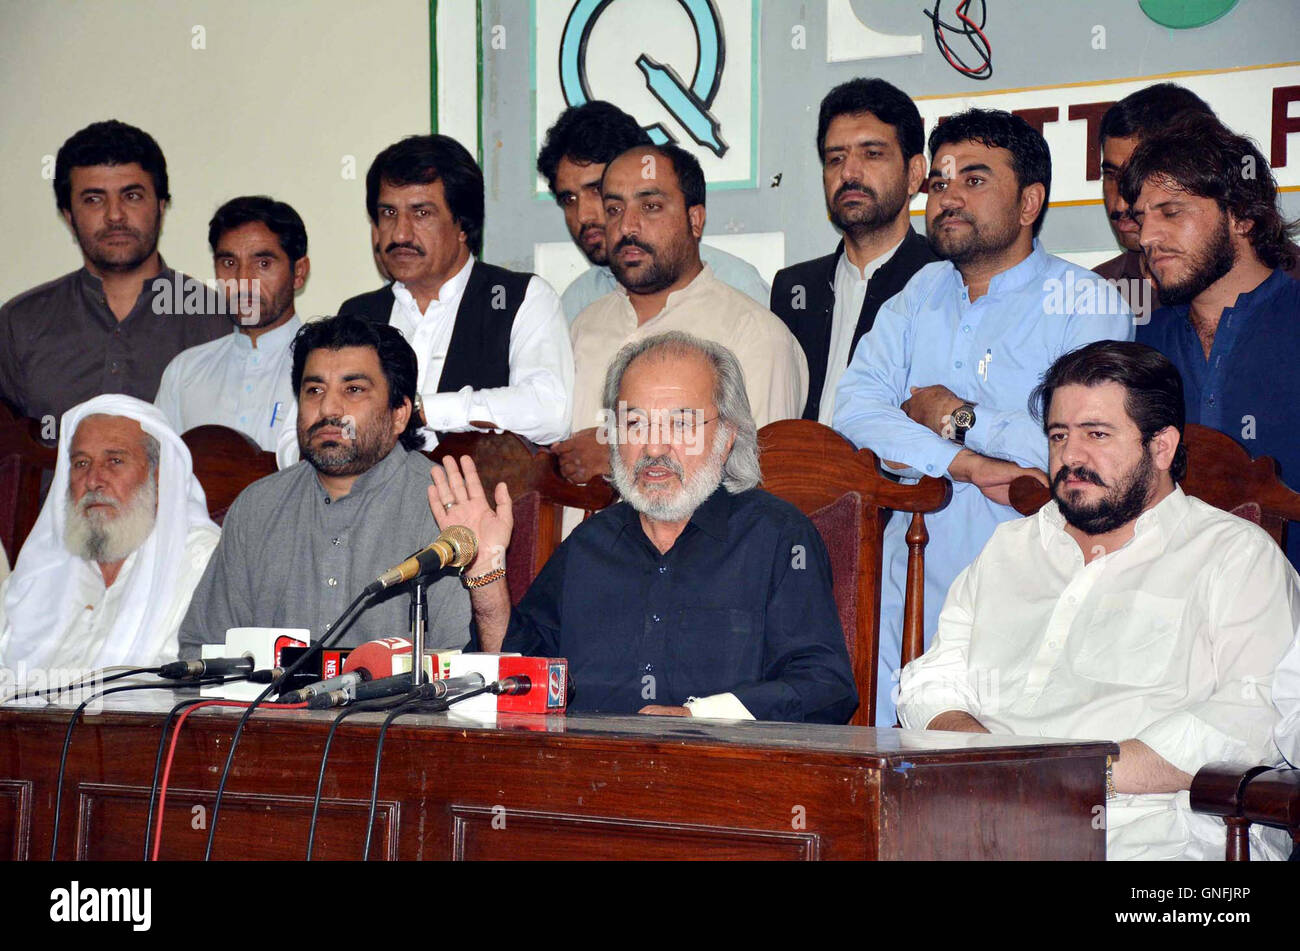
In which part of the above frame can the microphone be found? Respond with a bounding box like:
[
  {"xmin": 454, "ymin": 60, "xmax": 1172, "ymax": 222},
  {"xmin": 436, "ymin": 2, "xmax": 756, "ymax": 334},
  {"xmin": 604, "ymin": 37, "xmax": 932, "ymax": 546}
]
[
  {"xmin": 159, "ymin": 655, "xmax": 255, "ymax": 680},
  {"xmin": 307, "ymin": 671, "xmax": 489, "ymax": 710},
  {"xmin": 365, "ymin": 526, "xmax": 477, "ymax": 595},
  {"xmin": 491, "ymin": 675, "xmax": 532, "ymax": 696},
  {"xmin": 413, "ymin": 672, "xmax": 486, "ymax": 701},
  {"xmin": 275, "ymin": 668, "xmax": 373, "ymax": 705}
]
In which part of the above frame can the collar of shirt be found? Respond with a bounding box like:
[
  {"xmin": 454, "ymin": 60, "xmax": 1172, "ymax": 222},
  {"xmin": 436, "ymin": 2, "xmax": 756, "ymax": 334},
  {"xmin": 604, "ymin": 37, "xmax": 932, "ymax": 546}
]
[
  {"xmin": 611, "ymin": 263, "xmax": 718, "ymax": 326},
  {"xmin": 312, "ymin": 442, "xmax": 412, "ymax": 505},
  {"xmin": 230, "ymin": 312, "xmax": 301, "ymax": 355},
  {"xmin": 392, "ymin": 255, "xmax": 476, "ymax": 321},
  {"xmin": 76, "ymin": 256, "xmax": 174, "ymax": 326},
  {"xmin": 609, "ymin": 482, "xmax": 732, "ymax": 552},
  {"xmin": 945, "ymin": 238, "xmax": 1048, "ymax": 299},
  {"xmin": 1037, "ymin": 484, "xmax": 1189, "ymax": 561},
  {"xmin": 1159, "ymin": 266, "xmax": 1291, "ymax": 329},
  {"xmin": 835, "ymin": 235, "xmax": 906, "ymax": 287}
]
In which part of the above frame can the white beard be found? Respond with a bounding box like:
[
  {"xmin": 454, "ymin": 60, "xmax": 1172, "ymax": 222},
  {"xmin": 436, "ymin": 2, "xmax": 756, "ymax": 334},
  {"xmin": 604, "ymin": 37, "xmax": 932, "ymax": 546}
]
[
  {"xmin": 63, "ymin": 473, "xmax": 158, "ymax": 564},
  {"xmin": 609, "ymin": 423, "xmax": 728, "ymax": 523}
]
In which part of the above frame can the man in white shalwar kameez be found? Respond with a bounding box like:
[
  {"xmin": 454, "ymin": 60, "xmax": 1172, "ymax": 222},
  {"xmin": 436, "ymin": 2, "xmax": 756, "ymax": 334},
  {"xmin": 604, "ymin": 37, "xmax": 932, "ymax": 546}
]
[{"xmin": 898, "ymin": 342, "xmax": 1300, "ymax": 860}]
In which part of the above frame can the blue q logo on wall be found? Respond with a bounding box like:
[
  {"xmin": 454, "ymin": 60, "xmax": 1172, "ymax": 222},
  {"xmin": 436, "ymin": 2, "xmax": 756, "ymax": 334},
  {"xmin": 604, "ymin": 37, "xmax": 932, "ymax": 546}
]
[{"xmin": 536, "ymin": 0, "xmax": 759, "ymax": 192}]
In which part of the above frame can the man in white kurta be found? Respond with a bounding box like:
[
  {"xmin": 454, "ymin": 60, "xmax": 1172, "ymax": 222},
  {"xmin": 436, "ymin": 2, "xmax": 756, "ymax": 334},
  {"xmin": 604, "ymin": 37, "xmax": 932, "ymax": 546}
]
[
  {"xmin": 0, "ymin": 396, "xmax": 219, "ymax": 677},
  {"xmin": 154, "ymin": 196, "xmax": 310, "ymax": 452},
  {"xmin": 897, "ymin": 341, "xmax": 1300, "ymax": 860}
]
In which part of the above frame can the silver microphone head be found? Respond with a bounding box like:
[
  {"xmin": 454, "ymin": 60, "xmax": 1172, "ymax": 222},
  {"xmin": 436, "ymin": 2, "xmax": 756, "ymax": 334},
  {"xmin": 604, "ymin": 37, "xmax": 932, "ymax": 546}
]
[{"xmin": 440, "ymin": 525, "xmax": 478, "ymax": 568}]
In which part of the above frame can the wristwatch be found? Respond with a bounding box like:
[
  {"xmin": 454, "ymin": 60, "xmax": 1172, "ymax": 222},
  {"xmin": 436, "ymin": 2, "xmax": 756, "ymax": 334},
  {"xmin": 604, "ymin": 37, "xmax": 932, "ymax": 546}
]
[{"xmin": 950, "ymin": 403, "xmax": 977, "ymax": 445}]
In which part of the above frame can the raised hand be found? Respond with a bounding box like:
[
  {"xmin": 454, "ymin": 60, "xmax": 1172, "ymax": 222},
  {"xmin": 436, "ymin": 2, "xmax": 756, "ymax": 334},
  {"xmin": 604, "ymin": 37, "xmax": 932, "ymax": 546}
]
[{"xmin": 428, "ymin": 455, "xmax": 513, "ymax": 575}]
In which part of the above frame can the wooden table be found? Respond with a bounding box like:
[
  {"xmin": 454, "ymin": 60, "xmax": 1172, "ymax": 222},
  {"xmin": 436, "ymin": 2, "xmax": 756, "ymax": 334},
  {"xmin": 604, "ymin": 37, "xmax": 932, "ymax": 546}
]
[{"xmin": 0, "ymin": 694, "xmax": 1116, "ymax": 860}]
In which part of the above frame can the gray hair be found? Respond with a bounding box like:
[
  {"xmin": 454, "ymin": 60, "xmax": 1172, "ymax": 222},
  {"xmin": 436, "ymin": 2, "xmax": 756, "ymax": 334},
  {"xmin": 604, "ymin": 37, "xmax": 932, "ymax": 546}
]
[
  {"xmin": 142, "ymin": 432, "xmax": 160, "ymax": 473},
  {"xmin": 602, "ymin": 331, "xmax": 762, "ymax": 493}
]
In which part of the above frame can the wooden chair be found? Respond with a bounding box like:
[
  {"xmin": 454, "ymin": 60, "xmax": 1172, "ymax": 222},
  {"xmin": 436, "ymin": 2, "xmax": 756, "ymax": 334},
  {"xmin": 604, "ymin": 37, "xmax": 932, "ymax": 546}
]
[
  {"xmin": 757, "ymin": 420, "xmax": 951, "ymax": 726},
  {"xmin": 182, "ymin": 425, "xmax": 277, "ymax": 525},
  {"xmin": 426, "ymin": 431, "xmax": 616, "ymax": 605},
  {"xmin": 0, "ymin": 420, "xmax": 57, "ymax": 565},
  {"xmin": 1007, "ymin": 422, "xmax": 1300, "ymax": 860}
]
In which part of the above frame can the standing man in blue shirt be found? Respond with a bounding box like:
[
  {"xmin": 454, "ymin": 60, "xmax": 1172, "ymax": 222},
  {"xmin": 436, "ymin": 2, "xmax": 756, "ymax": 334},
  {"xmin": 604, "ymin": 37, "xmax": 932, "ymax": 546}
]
[
  {"xmin": 833, "ymin": 109, "xmax": 1133, "ymax": 726},
  {"xmin": 1123, "ymin": 111, "xmax": 1300, "ymax": 572},
  {"xmin": 536, "ymin": 101, "xmax": 770, "ymax": 324}
]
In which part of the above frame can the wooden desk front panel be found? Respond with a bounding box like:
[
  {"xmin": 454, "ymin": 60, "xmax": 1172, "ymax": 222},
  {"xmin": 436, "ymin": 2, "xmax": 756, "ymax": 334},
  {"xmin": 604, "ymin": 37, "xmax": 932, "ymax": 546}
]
[{"xmin": 0, "ymin": 705, "xmax": 1110, "ymax": 861}]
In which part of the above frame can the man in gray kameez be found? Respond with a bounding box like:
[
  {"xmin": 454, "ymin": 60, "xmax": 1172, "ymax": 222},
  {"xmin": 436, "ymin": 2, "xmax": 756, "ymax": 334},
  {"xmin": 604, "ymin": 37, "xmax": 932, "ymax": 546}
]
[{"xmin": 178, "ymin": 316, "xmax": 471, "ymax": 656}]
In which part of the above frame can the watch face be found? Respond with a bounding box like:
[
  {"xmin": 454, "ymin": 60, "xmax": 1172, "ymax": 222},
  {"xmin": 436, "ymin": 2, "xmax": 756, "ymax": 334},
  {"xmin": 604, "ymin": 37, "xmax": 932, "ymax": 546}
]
[{"xmin": 952, "ymin": 407, "xmax": 975, "ymax": 428}]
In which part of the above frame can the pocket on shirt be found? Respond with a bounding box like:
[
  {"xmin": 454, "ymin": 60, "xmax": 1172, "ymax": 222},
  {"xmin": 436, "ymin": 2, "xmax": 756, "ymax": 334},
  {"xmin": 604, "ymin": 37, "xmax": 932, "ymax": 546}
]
[
  {"xmin": 1072, "ymin": 591, "xmax": 1185, "ymax": 687},
  {"xmin": 667, "ymin": 607, "xmax": 761, "ymax": 693}
]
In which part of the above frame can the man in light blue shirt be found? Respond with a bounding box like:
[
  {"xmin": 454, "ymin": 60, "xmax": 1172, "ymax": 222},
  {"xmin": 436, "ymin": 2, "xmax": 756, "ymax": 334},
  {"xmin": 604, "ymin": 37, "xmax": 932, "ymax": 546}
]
[
  {"xmin": 537, "ymin": 101, "xmax": 769, "ymax": 324},
  {"xmin": 834, "ymin": 109, "xmax": 1133, "ymax": 726}
]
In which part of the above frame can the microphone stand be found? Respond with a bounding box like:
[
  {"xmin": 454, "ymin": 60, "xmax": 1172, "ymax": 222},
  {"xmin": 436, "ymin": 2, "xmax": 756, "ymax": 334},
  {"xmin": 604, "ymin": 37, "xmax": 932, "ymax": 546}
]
[{"xmin": 408, "ymin": 577, "xmax": 428, "ymax": 689}]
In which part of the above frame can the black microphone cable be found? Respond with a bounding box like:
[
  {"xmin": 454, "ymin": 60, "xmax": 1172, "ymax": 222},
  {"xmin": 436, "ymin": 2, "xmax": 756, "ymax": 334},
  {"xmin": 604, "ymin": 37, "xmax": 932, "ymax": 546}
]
[
  {"xmin": 141, "ymin": 693, "xmax": 229, "ymax": 861},
  {"xmin": 139, "ymin": 664, "xmax": 283, "ymax": 858},
  {"xmin": 2, "ymin": 665, "xmax": 161, "ymax": 703},
  {"xmin": 203, "ymin": 588, "xmax": 372, "ymax": 860},
  {"xmin": 361, "ymin": 694, "xmax": 431, "ymax": 861},
  {"xmin": 359, "ymin": 680, "xmax": 495, "ymax": 860},
  {"xmin": 305, "ymin": 691, "xmax": 419, "ymax": 860},
  {"xmin": 49, "ymin": 675, "xmax": 244, "ymax": 861}
]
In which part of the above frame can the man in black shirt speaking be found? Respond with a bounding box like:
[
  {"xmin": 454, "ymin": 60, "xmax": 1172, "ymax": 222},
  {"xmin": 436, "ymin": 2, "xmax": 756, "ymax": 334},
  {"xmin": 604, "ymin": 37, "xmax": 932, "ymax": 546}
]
[{"xmin": 431, "ymin": 331, "xmax": 857, "ymax": 723}]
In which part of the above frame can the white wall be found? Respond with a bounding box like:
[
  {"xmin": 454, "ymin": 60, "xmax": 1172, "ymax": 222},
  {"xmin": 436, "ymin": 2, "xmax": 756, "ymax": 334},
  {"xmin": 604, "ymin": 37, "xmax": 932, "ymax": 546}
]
[{"xmin": 0, "ymin": 0, "xmax": 431, "ymax": 315}]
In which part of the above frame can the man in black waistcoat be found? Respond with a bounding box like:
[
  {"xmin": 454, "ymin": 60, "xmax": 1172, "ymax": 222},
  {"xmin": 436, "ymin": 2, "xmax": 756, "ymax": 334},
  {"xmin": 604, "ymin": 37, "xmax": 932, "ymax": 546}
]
[
  {"xmin": 339, "ymin": 135, "xmax": 572, "ymax": 446},
  {"xmin": 770, "ymin": 79, "xmax": 936, "ymax": 425}
]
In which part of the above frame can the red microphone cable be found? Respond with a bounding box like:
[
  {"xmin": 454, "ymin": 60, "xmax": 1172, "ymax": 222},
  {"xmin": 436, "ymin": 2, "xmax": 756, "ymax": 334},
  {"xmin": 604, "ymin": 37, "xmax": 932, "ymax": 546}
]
[{"xmin": 151, "ymin": 698, "xmax": 307, "ymax": 861}]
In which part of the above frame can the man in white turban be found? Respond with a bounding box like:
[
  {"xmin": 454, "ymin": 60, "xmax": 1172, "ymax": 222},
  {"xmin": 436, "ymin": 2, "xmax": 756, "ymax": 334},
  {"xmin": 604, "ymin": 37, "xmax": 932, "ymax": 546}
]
[{"xmin": 0, "ymin": 395, "xmax": 219, "ymax": 674}]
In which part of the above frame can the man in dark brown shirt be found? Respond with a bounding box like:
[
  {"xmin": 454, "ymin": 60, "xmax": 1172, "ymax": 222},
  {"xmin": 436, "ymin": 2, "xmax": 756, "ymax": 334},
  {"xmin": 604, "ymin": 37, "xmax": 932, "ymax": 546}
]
[{"xmin": 0, "ymin": 120, "xmax": 227, "ymax": 437}]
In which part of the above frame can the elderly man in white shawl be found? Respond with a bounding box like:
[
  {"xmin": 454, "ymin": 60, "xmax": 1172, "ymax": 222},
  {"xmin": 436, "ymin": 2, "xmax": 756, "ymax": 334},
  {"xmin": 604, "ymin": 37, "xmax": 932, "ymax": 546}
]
[{"xmin": 0, "ymin": 395, "xmax": 219, "ymax": 676}]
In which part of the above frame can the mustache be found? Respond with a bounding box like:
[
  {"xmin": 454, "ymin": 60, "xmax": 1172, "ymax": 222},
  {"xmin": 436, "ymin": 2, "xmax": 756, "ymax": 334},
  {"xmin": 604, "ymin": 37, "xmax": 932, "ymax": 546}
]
[
  {"xmin": 933, "ymin": 210, "xmax": 975, "ymax": 226},
  {"xmin": 614, "ymin": 236, "xmax": 654, "ymax": 255},
  {"xmin": 74, "ymin": 489, "xmax": 120, "ymax": 515},
  {"xmin": 834, "ymin": 182, "xmax": 877, "ymax": 202},
  {"xmin": 307, "ymin": 416, "xmax": 351, "ymax": 438},
  {"xmin": 633, "ymin": 453, "xmax": 683, "ymax": 480},
  {"xmin": 1054, "ymin": 465, "xmax": 1106, "ymax": 489},
  {"xmin": 384, "ymin": 242, "xmax": 423, "ymax": 255}
]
